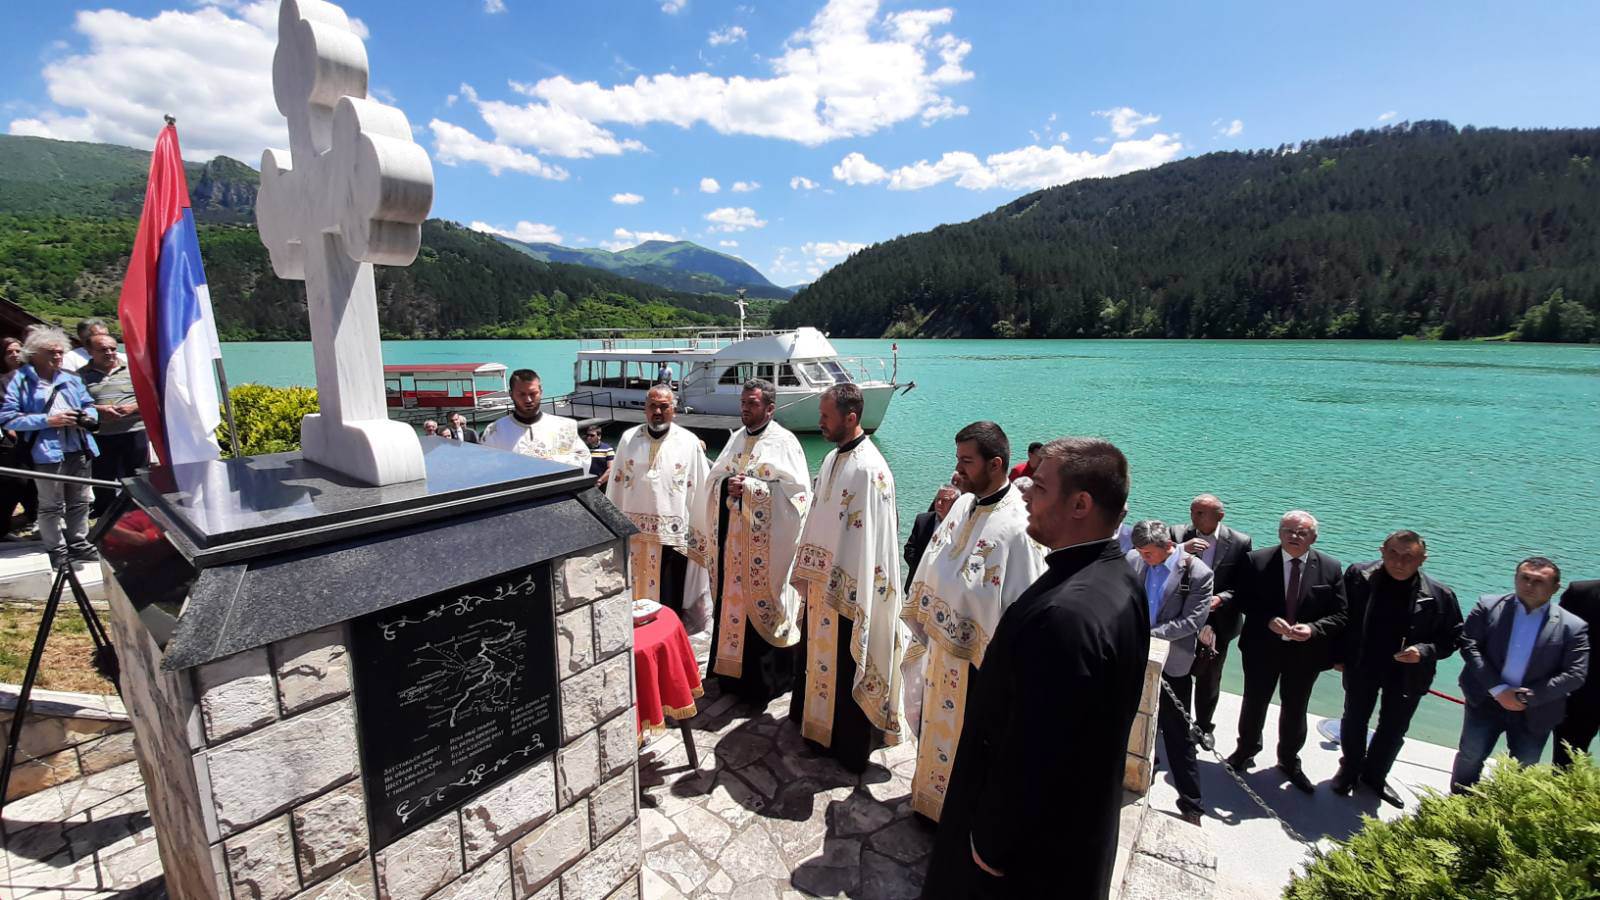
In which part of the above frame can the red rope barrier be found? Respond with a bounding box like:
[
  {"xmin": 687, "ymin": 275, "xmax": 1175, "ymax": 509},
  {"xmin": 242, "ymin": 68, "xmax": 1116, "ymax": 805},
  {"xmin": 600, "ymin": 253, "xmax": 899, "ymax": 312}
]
[{"xmin": 1428, "ymin": 689, "xmax": 1466, "ymax": 705}]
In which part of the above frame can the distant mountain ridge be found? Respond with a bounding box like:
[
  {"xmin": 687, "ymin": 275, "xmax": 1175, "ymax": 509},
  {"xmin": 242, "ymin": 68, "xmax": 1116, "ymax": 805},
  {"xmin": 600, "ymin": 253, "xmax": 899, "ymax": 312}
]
[
  {"xmin": 774, "ymin": 121, "xmax": 1600, "ymax": 341},
  {"xmin": 493, "ymin": 235, "xmax": 793, "ymax": 300},
  {"xmin": 0, "ymin": 133, "xmax": 734, "ymax": 338}
]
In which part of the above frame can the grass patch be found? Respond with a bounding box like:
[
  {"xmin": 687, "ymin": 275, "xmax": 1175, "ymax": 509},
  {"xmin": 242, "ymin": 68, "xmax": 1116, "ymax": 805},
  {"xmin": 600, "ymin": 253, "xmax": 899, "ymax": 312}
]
[{"xmin": 0, "ymin": 602, "xmax": 117, "ymax": 694}]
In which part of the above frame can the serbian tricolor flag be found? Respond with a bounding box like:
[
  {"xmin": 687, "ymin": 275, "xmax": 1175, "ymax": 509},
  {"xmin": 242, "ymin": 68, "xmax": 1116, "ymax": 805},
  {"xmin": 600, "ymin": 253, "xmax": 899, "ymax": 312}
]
[{"xmin": 117, "ymin": 123, "xmax": 223, "ymax": 468}]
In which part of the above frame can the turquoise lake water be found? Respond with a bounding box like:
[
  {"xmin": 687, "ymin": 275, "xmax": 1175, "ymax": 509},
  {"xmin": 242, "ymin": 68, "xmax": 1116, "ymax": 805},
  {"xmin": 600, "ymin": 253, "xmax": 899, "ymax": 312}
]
[{"xmin": 220, "ymin": 338, "xmax": 1600, "ymax": 747}]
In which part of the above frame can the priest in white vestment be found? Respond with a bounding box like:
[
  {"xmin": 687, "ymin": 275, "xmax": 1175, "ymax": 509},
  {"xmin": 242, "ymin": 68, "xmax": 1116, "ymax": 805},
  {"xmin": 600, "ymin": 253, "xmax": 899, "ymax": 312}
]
[
  {"xmin": 688, "ymin": 379, "xmax": 811, "ymax": 703},
  {"xmin": 902, "ymin": 421, "xmax": 1046, "ymax": 822},
  {"xmin": 606, "ymin": 386, "xmax": 711, "ymax": 625},
  {"xmin": 480, "ymin": 369, "xmax": 591, "ymax": 470},
  {"xmin": 788, "ymin": 383, "xmax": 908, "ymax": 772}
]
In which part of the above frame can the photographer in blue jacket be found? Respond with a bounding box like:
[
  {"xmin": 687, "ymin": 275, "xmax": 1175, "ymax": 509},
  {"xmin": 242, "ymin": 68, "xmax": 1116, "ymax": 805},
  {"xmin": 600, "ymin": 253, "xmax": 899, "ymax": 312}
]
[{"xmin": 0, "ymin": 326, "xmax": 100, "ymax": 568}]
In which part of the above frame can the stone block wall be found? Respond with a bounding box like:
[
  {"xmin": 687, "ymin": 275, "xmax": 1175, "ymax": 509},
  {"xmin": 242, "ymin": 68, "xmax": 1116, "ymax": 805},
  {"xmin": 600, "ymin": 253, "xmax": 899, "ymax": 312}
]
[
  {"xmin": 1, "ymin": 685, "xmax": 137, "ymax": 801},
  {"xmin": 1124, "ymin": 639, "xmax": 1169, "ymax": 794},
  {"xmin": 105, "ymin": 540, "xmax": 642, "ymax": 900}
]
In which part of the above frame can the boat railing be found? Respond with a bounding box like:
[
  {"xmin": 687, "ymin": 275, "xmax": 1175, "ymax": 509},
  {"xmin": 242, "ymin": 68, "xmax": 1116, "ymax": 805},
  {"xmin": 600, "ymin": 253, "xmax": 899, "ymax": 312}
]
[
  {"xmin": 829, "ymin": 356, "xmax": 895, "ymax": 386},
  {"xmin": 547, "ymin": 389, "xmax": 619, "ymax": 421},
  {"xmin": 578, "ymin": 328, "xmax": 789, "ymax": 353}
]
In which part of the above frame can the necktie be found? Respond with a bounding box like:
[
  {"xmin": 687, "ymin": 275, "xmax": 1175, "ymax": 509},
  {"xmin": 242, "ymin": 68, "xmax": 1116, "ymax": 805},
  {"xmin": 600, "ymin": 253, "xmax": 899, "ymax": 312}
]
[{"xmin": 1286, "ymin": 557, "xmax": 1303, "ymax": 623}]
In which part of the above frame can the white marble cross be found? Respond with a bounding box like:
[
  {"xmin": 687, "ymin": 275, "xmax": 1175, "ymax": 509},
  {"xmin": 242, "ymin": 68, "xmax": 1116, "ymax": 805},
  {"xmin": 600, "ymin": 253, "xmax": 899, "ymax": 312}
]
[{"xmin": 257, "ymin": 0, "xmax": 433, "ymax": 485}]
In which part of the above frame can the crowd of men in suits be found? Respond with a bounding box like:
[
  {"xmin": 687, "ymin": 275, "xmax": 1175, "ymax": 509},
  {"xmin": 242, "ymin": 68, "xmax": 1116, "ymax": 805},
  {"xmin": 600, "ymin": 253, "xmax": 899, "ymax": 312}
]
[{"xmin": 1113, "ymin": 496, "xmax": 1595, "ymax": 820}]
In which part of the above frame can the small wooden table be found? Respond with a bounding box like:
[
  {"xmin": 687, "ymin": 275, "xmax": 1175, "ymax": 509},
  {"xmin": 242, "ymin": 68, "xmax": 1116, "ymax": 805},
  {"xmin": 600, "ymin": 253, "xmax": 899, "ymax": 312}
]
[{"xmin": 633, "ymin": 606, "xmax": 703, "ymax": 767}]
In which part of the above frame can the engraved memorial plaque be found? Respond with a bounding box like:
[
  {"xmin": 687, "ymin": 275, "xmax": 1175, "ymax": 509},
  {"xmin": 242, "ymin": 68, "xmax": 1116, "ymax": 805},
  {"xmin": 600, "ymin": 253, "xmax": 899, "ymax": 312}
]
[{"xmin": 350, "ymin": 564, "xmax": 560, "ymax": 848}]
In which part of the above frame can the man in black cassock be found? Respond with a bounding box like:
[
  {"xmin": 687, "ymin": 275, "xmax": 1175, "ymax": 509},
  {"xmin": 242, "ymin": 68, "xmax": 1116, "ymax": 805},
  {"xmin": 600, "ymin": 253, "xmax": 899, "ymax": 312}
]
[{"xmin": 925, "ymin": 437, "xmax": 1150, "ymax": 899}]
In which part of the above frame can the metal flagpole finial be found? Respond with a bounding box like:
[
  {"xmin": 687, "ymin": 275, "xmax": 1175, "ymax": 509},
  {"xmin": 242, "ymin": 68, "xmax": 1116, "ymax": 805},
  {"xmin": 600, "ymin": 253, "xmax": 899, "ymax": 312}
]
[{"xmin": 164, "ymin": 114, "xmax": 176, "ymax": 126}]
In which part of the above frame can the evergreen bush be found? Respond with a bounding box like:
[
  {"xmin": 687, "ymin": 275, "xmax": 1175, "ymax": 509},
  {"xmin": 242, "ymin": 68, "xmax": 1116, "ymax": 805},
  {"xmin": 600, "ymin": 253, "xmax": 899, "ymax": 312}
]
[
  {"xmin": 1286, "ymin": 753, "xmax": 1600, "ymax": 899},
  {"xmin": 218, "ymin": 383, "xmax": 318, "ymax": 457}
]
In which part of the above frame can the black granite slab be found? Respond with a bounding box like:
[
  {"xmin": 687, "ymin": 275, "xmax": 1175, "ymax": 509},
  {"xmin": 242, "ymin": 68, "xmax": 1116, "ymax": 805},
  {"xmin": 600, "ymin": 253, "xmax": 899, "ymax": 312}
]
[{"xmin": 125, "ymin": 439, "xmax": 590, "ymax": 568}]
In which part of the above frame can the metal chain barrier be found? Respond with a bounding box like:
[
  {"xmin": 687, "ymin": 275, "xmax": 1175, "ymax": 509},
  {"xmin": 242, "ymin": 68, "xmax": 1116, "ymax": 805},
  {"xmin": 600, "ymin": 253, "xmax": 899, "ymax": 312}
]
[{"xmin": 1157, "ymin": 676, "xmax": 1321, "ymax": 852}]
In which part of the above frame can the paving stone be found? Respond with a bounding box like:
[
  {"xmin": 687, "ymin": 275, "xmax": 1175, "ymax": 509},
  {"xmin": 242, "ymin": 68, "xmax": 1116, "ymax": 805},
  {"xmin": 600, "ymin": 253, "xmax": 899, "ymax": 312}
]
[
  {"xmin": 861, "ymin": 771, "xmax": 911, "ymax": 805},
  {"xmin": 224, "ymin": 814, "xmax": 299, "ymax": 900},
  {"xmin": 856, "ymin": 848, "xmax": 924, "ymax": 900},
  {"xmin": 274, "ymin": 625, "xmax": 352, "ymax": 716},
  {"xmin": 669, "ymin": 803, "xmax": 733, "ymax": 859},
  {"xmin": 373, "ymin": 815, "xmax": 462, "ymax": 900},
  {"xmin": 711, "ymin": 730, "xmax": 769, "ymax": 770},
  {"xmin": 1131, "ymin": 812, "xmax": 1216, "ymax": 878},
  {"xmin": 729, "ymin": 878, "xmax": 781, "ymax": 900},
  {"xmin": 706, "ymin": 771, "xmax": 765, "ymax": 827},
  {"xmin": 459, "ymin": 759, "xmax": 556, "ymax": 867},
  {"xmin": 432, "ymin": 850, "xmax": 515, "ymax": 900},
  {"xmin": 759, "ymin": 812, "xmax": 826, "ymax": 867},
  {"xmin": 96, "ymin": 834, "xmax": 165, "ymax": 891},
  {"xmin": 5, "ymin": 749, "xmax": 81, "ymax": 801},
  {"xmin": 642, "ymin": 840, "xmax": 711, "ymax": 895},
  {"xmin": 292, "ymin": 780, "xmax": 368, "ymax": 884},
  {"xmin": 799, "ymin": 835, "xmax": 861, "ymax": 870},
  {"xmin": 831, "ymin": 790, "xmax": 895, "ymax": 836},
  {"xmin": 639, "ymin": 807, "xmax": 680, "ymax": 851},
  {"xmin": 1120, "ymin": 852, "xmax": 1214, "ymax": 899},
  {"xmin": 717, "ymin": 821, "xmax": 788, "ymax": 882},
  {"xmin": 197, "ymin": 647, "xmax": 279, "ymax": 743},
  {"xmin": 866, "ymin": 816, "xmax": 934, "ymax": 865},
  {"xmin": 606, "ymin": 872, "xmax": 642, "ymax": 900},
  {"xmin": 704, "ymin": 869, "xmax": 734, "ymax": 894},
  {"xmin": 790, "ymin": 861, "xmax": 858, "ymax": 897},
  {"xmin": 557, "ymin": 607, "xmax": 596, "ymax": 677},
  {"xmin": 736, "ymin": 760, "xmax": 780, "ymax": 800},
  {"xmin": 641, "ymin": 866, "xmax": 689, "ymax": 900}
]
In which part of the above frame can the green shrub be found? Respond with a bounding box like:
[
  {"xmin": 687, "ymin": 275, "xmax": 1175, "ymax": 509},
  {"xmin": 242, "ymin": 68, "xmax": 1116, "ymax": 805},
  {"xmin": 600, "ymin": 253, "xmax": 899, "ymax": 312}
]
[
  {"xmin": 218, "ymin": 383, "xmax": 319, "ymax": 457},
  {"xmin": 1286, "ymin": 753, "xmax": 1600, "ymax": 899}
]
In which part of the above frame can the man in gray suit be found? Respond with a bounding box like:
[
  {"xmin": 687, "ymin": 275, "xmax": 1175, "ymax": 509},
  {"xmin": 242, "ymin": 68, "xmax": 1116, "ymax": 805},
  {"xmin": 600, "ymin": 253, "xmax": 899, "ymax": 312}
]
[
  {"xmin": 1451, "ymin": 557, "xmax": 1589, "ymax": 793},
  {"xmin": 1128, "ymin": 520, "xmax": 1214, "ymax": 823},
  {"xmin": 1172, "ymin": 493, "xmax": 1253, "ymax": 738}
]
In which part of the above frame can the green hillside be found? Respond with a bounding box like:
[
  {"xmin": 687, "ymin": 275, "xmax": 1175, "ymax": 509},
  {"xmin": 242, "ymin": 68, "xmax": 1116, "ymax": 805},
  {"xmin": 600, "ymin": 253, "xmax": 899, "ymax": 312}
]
[
  {"xmin": 496, "ymin": 236, "xmax": 792, "ymax": 299},
  {"xmin": 0, "ymin": 134, "xmax": 734, "ymax": 339},
  {"xmin": 774, "ymin": 122, "xmax": 1600, "ymax": 342}
]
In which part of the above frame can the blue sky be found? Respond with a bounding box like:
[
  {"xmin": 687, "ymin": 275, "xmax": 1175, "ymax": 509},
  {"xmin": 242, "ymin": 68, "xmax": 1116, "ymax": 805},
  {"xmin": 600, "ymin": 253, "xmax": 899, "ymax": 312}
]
[{"xmin": 5, "ymin": 0, "xmax": 1598, "ymax": 285}]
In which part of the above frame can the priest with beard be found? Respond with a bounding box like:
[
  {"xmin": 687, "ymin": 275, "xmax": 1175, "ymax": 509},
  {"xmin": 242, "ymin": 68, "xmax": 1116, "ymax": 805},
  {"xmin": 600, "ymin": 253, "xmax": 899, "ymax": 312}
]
[
  {"xmin": 902, "ymin": 421, "xmax": 1045, "ymax": 823},
  {"xmin": 925, "ymin": 438, "xmax": 1149, "ymax": 900},
  {"xmin": 688, "ymin": 379, "xmax": 812, "ymax": 704},
  {"xmin": 606, "ymin": 385, "xmax": 711, "ymax": 623},
  {"xmin": 788, "ymin": 383, "xmax": 909, "ymax": 772},
  {"xmin": 481, "ymin": 369, "xmax": 591, "ymax": 470}
]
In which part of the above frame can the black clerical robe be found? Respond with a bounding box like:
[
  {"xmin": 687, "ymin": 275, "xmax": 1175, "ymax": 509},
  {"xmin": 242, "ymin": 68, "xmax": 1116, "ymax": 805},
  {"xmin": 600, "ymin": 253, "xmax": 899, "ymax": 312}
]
[{"xmin": 925, "ymin": 538, "xmax": 1149, "ymax": 900}]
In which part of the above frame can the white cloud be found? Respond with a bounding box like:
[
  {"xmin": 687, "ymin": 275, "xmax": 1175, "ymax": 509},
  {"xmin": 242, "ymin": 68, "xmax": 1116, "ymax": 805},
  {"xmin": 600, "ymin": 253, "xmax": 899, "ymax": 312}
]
[
  {"xmin": 661, "ymin": 0, "xmax": 687, "ymax": 13},
  {"xmin": 471, "ymin": 220, "xmax": 564, "ymax": 244},
  {"xmin": 458, "ymin": 82, "xmax": 647, "ymax": 159},
  {"xmin": 708, "ymin": 25, "xmax": 747, "ymax": 46},
  {"xmin": 1093, "ymin": 106, "xmax": 1161, "ymax": 139},
  {"xmin": 802, "ymin": 240, "xmax": 866, "ymax": 262},
  {"xmin": 731, "ymin": 180, "xmax": 760, "ymax": 192},
  {"xmin": 523, "ymin": 0, "xmax": 972, "ymax": 146},
  {"xmin": 771, "ymin": 239, "xmax": 867, "ymax": 280},
  {"xmin": 790, "ymin": 175, "xmax": 819, "ymax": 190},
  {"xmin": 484, "ymin": 0, "xmax": 506, "ymax": 13},
  {"xmin": 842, "ymin": 133, "xmax": 1183, "ymax": 193},
  {"xmin": 832, "ymin": 151, "xmax": 887, "ymax": 185},
  {"xmin": 719, "ymin": 240, "xmax": 739, "ymax": 248},
  {"xmin": 1377, "ymin": 110, "xmax": 1399, "ymax": 122},
  {"xmin": 705, "ymin": 206, "xmax": 767, "ymax": 232},
  {"xmin": 1213, "ymin": 118, "xmax": 1243, "ymax": 138},
  {"xmin": 611, "ymin": 192, "xmax": 644, "ymax": 205},
  {"xmin": 430, "ymin": 120, "xmax": 568, "ymax": 179},
  {"xmin": 700, "ymin": 177, "xmax": 721, "ymax": 193},
  {"xmin": 7, "ymin": 0, "xmax": 287, "ymax": 161},
  {"xmin": 602, "ymin": 227, "xmax": 679, "ymax": 251}
]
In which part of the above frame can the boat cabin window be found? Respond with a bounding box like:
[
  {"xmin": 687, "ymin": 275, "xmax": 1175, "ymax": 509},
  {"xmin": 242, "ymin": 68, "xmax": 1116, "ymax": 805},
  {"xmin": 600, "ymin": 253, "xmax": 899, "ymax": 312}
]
[
  {"xmin": 798, "ymin": 361, "xmax": 830, "ymax": 384},
  {"xmin": 474, "ymin": 373, "xmax": 505, "ymax": 393},
  {"xmin": 778, "ymin": 364, "xmax": 801, "ymax": 387},
  {"xmin": 756, "ymin": 363, "xmax": 776, "ymax": 383},
  {"xmin": 718, "ymin": 363, "xmax": 754, "ymax": 386},
  {"xmin": 822, "ymin": 361, "xmax": 850, "ymax": 383},
  {"xmin": 384, "ymin": 378, "xmax": 400, "ymax": 395},
  {"xmin": 631, "ymin": 360, "xmax": 679, "ymax": 390}
]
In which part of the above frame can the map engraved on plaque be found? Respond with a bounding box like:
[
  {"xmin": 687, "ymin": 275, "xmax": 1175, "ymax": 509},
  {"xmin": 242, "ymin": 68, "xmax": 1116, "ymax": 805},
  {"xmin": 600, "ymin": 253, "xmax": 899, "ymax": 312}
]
[{"xmin": 351, "ymin": 565, "xmax": 560, "ymax": 849}]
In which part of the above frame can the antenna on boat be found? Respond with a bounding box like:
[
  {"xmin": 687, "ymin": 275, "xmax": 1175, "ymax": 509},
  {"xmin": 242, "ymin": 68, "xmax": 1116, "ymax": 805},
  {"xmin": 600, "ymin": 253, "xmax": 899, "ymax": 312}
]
[{"xmin": 735, "ymin": 288, "xmax": 748, "ymax": 341}]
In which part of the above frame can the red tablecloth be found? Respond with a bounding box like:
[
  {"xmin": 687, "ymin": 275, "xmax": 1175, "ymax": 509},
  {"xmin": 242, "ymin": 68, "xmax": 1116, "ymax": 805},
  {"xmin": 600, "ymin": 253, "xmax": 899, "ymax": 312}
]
[{"xmin": 634, "ymin": 606, "xmax": 703, "ymax": 735}]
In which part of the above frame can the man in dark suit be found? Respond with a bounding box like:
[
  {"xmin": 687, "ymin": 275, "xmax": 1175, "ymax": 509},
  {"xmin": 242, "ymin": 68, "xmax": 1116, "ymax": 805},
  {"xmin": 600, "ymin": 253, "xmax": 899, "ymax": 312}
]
[
  {"xmin": 1226, "ymin": 509, "xmax": 1346, "ymax": 793},
  {"xmin": 904, "ymin": 481, "xmax": 960, "ymax": 581},
  {"xmin": 1332, "ymin": 530, "xmax": 1462, "ymax": 806},
  {"xmin": 1554, "ymin": 578, "xmax": 1600, "ymax": 767},
  {"xmin": 1127, "ymin": 520, "xmax": 1213, "ymax": 823},
  {"xmin": 1172, "ymin": 493, "xmax": 1253, "ymax": 737},
  {"xmin": 925, "ymin": 438, "xmax": 1148, "ymax": 900},
  {"xmin": 1451, "ymin": 557, "xmax": 1589, "ymax": 791},
  {"xmin": 447, "ymin": 412, "xmax": 480, "ymax": 443}
]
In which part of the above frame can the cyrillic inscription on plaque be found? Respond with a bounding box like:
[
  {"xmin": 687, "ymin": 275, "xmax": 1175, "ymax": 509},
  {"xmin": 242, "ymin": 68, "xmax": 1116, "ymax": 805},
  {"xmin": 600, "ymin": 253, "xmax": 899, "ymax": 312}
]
[{"xmin": 350, "ymin": 564, "xmax": 559, "ymax": 848}]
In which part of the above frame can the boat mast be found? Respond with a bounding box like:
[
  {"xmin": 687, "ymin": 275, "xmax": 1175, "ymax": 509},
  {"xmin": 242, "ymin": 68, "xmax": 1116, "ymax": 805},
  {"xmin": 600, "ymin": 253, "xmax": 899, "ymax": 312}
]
[{"xmin": 735, "ymin": 288, "xmax": 748, "ymax": 342}]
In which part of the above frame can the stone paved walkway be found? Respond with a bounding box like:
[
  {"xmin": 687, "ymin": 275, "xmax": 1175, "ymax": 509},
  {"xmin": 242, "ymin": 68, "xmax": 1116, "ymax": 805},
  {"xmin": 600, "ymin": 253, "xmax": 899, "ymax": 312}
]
[
  {"xmin": 639, "ymin": 634, "xmax": 933, "ymax": 900},
  {"xmin": 1, "ymin": 757, "xmax": 165, "ymax": 898}
]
